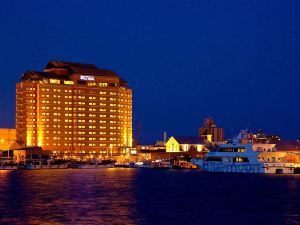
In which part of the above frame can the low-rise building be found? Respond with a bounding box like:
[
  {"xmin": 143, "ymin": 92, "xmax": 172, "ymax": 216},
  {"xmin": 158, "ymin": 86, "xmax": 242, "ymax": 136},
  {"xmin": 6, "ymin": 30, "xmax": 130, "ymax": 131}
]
[{"xmin": 166, "ymin": 136, "xmax": 208, "ymax": 153}]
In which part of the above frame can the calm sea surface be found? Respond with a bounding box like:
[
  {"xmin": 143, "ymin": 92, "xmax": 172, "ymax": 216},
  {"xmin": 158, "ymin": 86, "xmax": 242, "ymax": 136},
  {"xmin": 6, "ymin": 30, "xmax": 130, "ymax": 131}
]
[{"xmin": 0, "ymin": 169, "xmax": 299, "ymax": 225}]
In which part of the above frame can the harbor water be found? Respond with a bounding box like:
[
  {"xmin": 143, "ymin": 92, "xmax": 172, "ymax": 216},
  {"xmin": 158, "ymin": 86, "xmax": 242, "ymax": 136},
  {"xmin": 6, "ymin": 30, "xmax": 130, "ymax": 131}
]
[{"xmin": 0, "ymin": 169, "xmax": 299, "ymax": 225}]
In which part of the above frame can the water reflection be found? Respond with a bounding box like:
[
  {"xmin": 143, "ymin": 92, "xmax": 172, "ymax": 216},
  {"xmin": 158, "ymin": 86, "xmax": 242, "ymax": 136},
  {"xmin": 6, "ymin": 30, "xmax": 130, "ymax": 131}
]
[
  {"xmin": 1, "ymin": 169, "xmax": 300, "ymax": 225},
  {"xmin": 0, "ymin": 169, "xmax": 137, "ymax": 224},
  {"xmin": 284, "ymin": 177, "xmax": 300, "ymax": 224}
]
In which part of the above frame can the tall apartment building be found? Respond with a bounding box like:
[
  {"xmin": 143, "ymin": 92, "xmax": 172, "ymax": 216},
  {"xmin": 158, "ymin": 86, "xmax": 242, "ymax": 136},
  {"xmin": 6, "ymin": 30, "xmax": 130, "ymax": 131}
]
[
  {"xmin": 16, "ymin": 61, "xmax": 132, "ymax": 156},
  {"xmin": 198, "ymin": 117, "xmax": 224, "ymax": 143}
]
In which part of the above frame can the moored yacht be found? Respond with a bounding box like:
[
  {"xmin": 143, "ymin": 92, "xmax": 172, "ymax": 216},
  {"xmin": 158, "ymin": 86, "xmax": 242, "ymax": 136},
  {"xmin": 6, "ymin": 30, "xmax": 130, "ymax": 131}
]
[
  {"xmin": 68, "ymin": 159, "xmax": 115, "ymax": 169},
  {"xmin": 191, "ymin": 130, "xmax": 296, "ymax": 174},
  {"xmin": 0, "ymin": 164, "xmax": 18, "ymax": 170}
]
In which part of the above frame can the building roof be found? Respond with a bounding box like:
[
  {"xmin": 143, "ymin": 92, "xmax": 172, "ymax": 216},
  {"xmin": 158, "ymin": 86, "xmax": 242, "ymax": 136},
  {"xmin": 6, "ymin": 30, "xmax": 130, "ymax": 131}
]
[
  {"xmin": 274, "ymin": 140, "xmax": 300, "ymax": 151},
  {"xmin": 45, "ymin": 60, "xmax": 118, "ymax": 77},
  {"xmin": 20, "ymin": 61, "xmax": 128, "ymax": 83},
  {"xmin": 45, "ymin": 61, "xmax": 98, "ymax": 70},
  {"xmin": 69, "ymin": 67, "xmax": 118, "ymax": 77},
  {"xmin": 172, "ymin": 136, "xmax": 207, "ymax": 145},
  {"xmin": 21, "ymin": 71, "xmax": 71, "ymax": 81}
]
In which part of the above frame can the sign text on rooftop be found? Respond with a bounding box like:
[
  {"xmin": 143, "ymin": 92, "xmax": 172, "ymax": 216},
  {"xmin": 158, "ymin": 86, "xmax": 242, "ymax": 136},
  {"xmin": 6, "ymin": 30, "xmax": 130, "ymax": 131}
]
[{"xmin": 80, "ymin": 75, "xmax": 95, "ymax": 81}]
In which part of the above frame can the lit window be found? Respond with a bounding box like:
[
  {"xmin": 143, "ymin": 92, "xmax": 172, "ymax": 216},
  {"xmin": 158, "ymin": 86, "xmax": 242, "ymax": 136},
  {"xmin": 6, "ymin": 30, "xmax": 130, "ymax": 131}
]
[
  {"xmin": 50, "ymin": 79, "xmax": 61, "ymax": 84},
  {"xmin": 99, "ymin": 83, "xmax": 108, "ymax": 87},
  {"xmin": 64, "ymin": 81, "xmax": 74, "ymax": 85}
]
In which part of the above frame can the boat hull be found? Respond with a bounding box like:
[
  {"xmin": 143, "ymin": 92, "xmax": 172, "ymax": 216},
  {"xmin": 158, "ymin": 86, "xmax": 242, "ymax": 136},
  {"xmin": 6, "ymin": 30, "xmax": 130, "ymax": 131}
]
[
  {"xmin": 20, "ymin": 164, "xmax": 69, "ymax": 170},
  {"xmin": 69, "ymin": 164, "xmax": 114, "ymax": 169},
  {"xmin": 0, "ymin": 165, "xmax": 18, "ymax": 170},
  {"xmin": 191, "ymin": 159, "xmax": 295, "ymax": 174}
]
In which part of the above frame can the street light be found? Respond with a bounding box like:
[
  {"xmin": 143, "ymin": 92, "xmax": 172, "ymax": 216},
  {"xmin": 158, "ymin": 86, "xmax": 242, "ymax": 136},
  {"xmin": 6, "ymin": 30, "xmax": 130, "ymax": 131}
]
[{"xmin": 110, "ymin": 144, "xmax": 112, "ymax": 158}]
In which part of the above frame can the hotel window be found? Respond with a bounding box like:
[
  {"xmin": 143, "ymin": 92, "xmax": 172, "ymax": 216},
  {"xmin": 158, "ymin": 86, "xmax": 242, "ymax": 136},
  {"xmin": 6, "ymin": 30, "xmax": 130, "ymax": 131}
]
[
  {"xmin": 109, "ymin": 83, "xmax": 118, "ymax": 87},
  {"xmin": 99, "ymin": 126, "xmax": 106, "ymax": 129},
  {"xmin": 99, "ymin": 132, "xmax": 106, "ymax": 135},
  {"xmin": 50, "ymin": 79, "xmax": 61, "ymax": 84},
  {"xmin": 99, "ymin": 115, "xmax": 106, "ymax": 118},
  {"xmin": 99, "ymin": 120, "xmax": 106, "ymax": 124},
  {"xmin": 100, "ymin": 97, "xmax": 106, "ymax": 101},
  {"xmin": 89, "ymin": 114, "xmax": 96, "ymax": 117},
  {"xmin": 64, "ymin": 81, "xmax": 74, "ymax": 85},
  {"xmin": 87, "ymin": 82, "xmax": 97, "ymax": 87},
  {"xmin": 99, "ymin": 83, "xmax": 108, "ymax": 87},
  {"xmin": 99, "ymin": 91, "xmax": 106, "ymax": 94}
]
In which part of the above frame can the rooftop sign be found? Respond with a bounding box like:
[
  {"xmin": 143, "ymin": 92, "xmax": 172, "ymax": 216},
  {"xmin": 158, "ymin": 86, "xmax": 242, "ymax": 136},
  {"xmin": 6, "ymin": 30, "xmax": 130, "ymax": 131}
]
[{"xmin": 80, "ymin": 75, "xmax": 95, "ymax": 81}]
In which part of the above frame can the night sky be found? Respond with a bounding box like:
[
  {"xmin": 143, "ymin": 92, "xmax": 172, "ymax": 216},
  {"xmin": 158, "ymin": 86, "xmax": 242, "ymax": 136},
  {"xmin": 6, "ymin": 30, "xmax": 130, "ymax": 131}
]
[{"xmin": 0, "ymin": 0, "xmax": 299, "ymax": 143}]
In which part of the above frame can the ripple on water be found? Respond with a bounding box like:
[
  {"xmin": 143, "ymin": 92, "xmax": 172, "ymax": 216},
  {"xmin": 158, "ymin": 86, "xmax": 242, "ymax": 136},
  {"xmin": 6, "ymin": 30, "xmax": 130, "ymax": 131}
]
[{"xmin": 0, "ymin": 169, "xmax": 299, "ymax": 225}]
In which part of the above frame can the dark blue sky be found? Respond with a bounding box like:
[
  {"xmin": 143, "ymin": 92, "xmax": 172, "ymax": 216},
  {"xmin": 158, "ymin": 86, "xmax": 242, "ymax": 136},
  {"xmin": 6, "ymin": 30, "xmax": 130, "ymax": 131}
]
[{"xmin": 0, "ymin": 0, "xmax": 299, "ymax": 142}]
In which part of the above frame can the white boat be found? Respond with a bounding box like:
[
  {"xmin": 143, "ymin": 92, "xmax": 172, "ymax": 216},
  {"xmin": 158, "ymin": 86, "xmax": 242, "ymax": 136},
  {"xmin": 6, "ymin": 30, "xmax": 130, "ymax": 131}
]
[
  {"xmin": 152, "ymin": 160, "xmax": 172, "ymax": 169},
  {"xmin": 191, "ymin": 130, "xmax": 296, "ymax": 174},
  {"xmin": 71, "ymin": 163, "xmax": 114, "ymax": 169},
  {"xmin": 0, "ymin": 164, "xmax": 18, "ymax": 170},
  {"xmin": 69, "ymin": 160, "xmax": 115, "ymax": 169},
  {"xmin": 20, "ymin": 163, "xmax": 69, "ymax": 170}
]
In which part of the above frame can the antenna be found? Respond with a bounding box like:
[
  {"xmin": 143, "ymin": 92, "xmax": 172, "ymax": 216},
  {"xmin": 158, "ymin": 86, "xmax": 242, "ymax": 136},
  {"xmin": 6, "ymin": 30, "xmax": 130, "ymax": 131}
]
[{"xmin": 137, "ymin": 121, "xmax": 142, "ymax": 145}]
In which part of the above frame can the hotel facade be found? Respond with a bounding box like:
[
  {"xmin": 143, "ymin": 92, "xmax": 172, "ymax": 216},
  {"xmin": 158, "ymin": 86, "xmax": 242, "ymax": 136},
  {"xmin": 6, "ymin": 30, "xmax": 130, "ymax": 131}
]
[{"xmin": 16, "ymin": 61, "xmax": 132, "ymax": 156}]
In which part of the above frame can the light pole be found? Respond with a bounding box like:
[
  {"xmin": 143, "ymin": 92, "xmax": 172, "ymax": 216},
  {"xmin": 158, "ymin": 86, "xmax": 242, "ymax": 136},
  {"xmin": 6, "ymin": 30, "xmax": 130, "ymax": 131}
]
[{"xmin": 110, "ymin": 144, "xmax": 113, "ymax": 158}]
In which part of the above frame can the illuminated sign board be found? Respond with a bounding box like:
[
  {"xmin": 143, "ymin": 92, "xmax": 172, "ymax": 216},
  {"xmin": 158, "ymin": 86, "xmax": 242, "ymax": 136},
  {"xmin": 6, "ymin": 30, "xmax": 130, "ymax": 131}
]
[{"xmin": 80, "ymin": 75, "xmax": 95, "ymax": 81}]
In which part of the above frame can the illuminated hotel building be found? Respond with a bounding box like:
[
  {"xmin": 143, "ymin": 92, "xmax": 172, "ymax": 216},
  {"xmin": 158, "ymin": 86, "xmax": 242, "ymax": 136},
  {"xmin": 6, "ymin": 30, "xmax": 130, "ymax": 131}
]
[{"xmin": 16, "ymin": 61, "xmax": 132, "ymax": 156}]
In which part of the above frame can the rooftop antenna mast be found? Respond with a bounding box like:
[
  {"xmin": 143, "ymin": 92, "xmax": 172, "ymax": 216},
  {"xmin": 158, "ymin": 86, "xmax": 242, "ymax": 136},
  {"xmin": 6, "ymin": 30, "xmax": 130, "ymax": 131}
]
[{"xmin": 137, "ymin": 121, "xmax": 142, "ymax": 145}]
